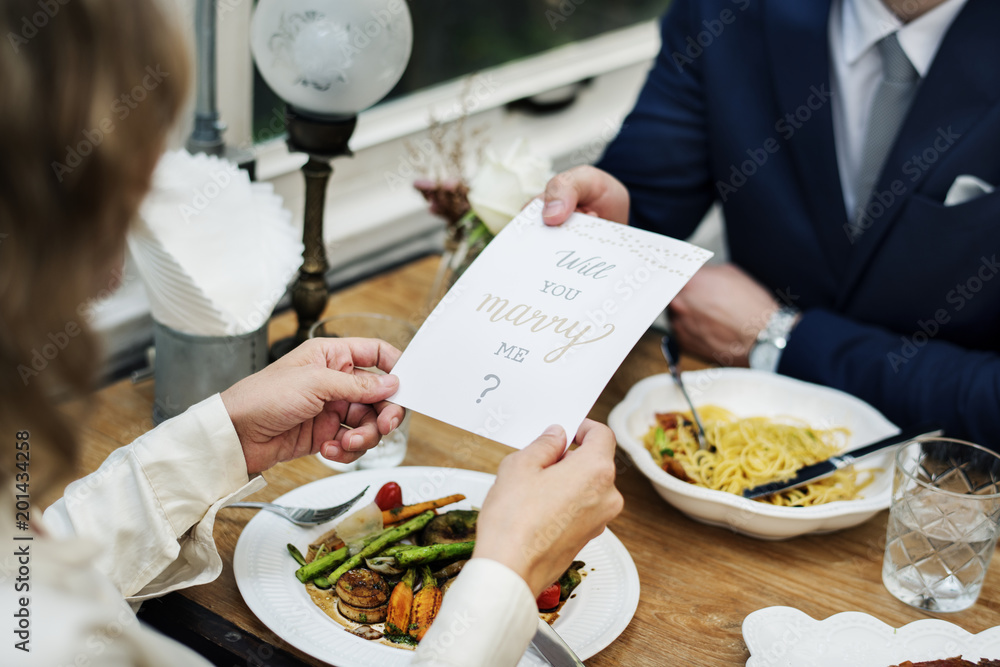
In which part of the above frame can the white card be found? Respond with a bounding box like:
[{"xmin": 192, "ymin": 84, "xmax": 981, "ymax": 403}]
[{"xmin": 390, "ymin": 204, "xmax": 713, "ymax": 449}]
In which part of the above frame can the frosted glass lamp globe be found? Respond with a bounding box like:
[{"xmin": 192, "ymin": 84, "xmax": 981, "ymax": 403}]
[{"xmin": 250, "ymin": 0, "xmax": 413, "ymax": 119}]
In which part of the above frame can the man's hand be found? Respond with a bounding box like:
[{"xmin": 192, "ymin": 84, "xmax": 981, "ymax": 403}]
[
  {"xmin": 541, "ymin": 166, "xmax": 630, "ymax": 226},
  {"xmin": 220, "ymin": 337, "xmax": 406, "ymax": 475},
  {"xmin": 669, "ymin": 263, "xmax": 782, "ymax": 367},
  {"xmin": 472, "ymin": 420, "xmax": 624, "ymax": 597}
]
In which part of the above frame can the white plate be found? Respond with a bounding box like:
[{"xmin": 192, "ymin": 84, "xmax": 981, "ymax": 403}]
[
  {"xmin": 608, "ymin": 369, "xmax": 900, "ymax": 539},
  {"xmin": 233, "ymin": 467, "xmax": 640, "ymax": 667},
  {"xmin": 743, "ymin": 606, "xmax": 1000, "ymax": 665}
]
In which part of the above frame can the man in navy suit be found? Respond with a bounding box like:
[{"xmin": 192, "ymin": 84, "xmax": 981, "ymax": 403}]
[{"xmin": 542, "ymin": 0, "xmax": 1000, "ymax": 447}]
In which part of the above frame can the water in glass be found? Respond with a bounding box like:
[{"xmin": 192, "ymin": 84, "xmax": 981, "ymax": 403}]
[{"xmin": 882, "ymin": 493, "xmax": 998, "ymax": 612}]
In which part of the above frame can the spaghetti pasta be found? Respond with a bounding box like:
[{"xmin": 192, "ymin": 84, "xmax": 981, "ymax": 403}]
[{"xmin": 642, "ymin": 406, "xmax": 877, "ymax": 507}]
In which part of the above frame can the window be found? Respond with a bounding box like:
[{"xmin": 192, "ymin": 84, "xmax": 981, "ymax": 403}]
[{"xmin": 252, "ymin": 0, "xmax": 670, "ymax": 141}]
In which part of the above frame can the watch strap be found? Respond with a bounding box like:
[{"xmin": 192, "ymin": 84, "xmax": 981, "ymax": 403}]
[{"xmin": 749, "ymin": 306, "xmax": 800, "ymax": 372}]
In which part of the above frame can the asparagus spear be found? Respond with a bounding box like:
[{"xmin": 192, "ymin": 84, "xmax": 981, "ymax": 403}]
[
  {"xmin": 286, "ymin": 543, "xmax": 307, "ymax": 566},
  {"xmin": 393, "ymin": 541, "xmax": 475, "ymax": 568},
  {"xmin": 295, "ymin": 545, "xmax": 350, "ymax": 583},
  {"xmin": 295, "ymin": 518, "xmax": 417, "ymax": 584},
  {"xmin": 381, "ymin": 544, "xmax": 421, "ymax": 557},
  {"xmin": 324, "ymin": 511, "xmax": 436, "ymax": 587}
]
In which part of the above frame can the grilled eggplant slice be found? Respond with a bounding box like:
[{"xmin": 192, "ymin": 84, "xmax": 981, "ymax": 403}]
[{"xmin": 420, "ymin": 510, "xmax": 478, "ymax": 545}]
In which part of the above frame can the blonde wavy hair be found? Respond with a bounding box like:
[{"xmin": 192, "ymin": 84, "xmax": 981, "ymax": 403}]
[{"xmin": 0, "ymin": 0, "xmax": 190, "ymax": 466}]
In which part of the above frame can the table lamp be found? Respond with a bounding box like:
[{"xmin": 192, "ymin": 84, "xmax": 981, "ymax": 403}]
[{"xmin": 250, "ymin": 0, "xmax": 413, "ymax": 358}]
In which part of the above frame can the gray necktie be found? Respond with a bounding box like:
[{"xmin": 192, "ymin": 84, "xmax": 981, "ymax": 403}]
[{"xmin": 854, "ymin": 33, "xmax": 920, "ymax": 221}]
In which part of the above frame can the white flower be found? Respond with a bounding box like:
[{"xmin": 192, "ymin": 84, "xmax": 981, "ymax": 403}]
[{"xmin": 468, "ymin": 138, "xmax": 552, "ymax": 235}]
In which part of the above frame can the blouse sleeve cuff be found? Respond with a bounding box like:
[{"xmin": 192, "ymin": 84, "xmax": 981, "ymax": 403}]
[{"xmin": 130, "ymin": 393, "xmax": 251, "ymax": 534}]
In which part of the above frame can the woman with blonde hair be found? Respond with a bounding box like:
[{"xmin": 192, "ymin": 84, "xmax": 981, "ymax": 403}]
[{"xmin": 0, "ymin": 1, "xmax": 623, "ymax": 665}]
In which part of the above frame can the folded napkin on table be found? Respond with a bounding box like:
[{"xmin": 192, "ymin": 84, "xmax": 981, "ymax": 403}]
[{"xmin": 128, "ymin": 150, "xmax": 303, "ymax": 336}]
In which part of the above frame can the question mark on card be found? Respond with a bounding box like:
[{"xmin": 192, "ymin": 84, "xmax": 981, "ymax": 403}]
[{"xmin": 476, "ymin": 374, "xmax": 501, "ymax": 403}]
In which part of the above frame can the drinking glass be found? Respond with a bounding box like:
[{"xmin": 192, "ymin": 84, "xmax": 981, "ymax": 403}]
[
  {"xmin": 882, "ymin": 437, "xmax": 1000, "ymax": 612},
  {"xmin": 308, "ymin": 312, "xmax": 417, "ymax": 470}
]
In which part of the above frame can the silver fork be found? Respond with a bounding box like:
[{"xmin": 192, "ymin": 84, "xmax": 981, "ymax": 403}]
[
  {"xmin": 660, "ymin": 335, "xmax": 711, "ymax": 451},
  {"xmin": 226, "ymin": 486, "xmax": 369, "ymax": 526}
]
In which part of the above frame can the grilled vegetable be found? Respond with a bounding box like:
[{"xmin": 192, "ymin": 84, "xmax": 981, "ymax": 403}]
[
  {"xmin": 420, "ymin": 510, "xmax": 478, "ymax": 545},
  {"xmin": 335, "ymin": 569, "xmax": 390, "ymax": 609},
  {"xmin": 381, "ymin": 544, "xmax": 420, "ymax": 557},
  {"xmin": 286, "ymin": 543, "xmax": 307, "ymax": 566},
  {"xmin": 295, "ymin": 545, "xmax": 349, "ymax": 583},
  {"xmin": 337, "ymin": 598, "xmax": 389, "ymax": 624},
  {"xmin": 559, "ymin": 561, "xmax": 585, "ymax": 600},
  {"xmin": 439, "ymin": 576, "xmax": 457, "ymax": 595},
  {"xmin": 394, "ymin": 541, "xmax": 475, "ymax": 567},
  {"xmin": 432, "ymin": 559, "xmax": 468, "ymax": 581},
  {"xmin": 409, "ymin": 566, "xmax": 442, "ymax": 641},
  {"xmin": 365, "ymin": 555, "xmax": 406, "ymax": 576},
  {"xmin": 325, "ymin": 511, "xmax": 436, "ymax": 587},
  {"xmin": 308, "ymin": 526, "xmax": 345, "ymax": 561},
  {"xmin": 385, "ymin": 568, "xmax": 416, "ymax": 635},
  {"xmin": 382, "ymin": 494, "xmax": 466, "ymax": 525}
]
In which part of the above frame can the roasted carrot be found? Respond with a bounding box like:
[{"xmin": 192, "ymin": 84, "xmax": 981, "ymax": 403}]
[
  {"xmin": 382, "ymin": 494, "xmax": 466, "ymax": 525},
  {"xmin": 409, "ymin": 566, "xmax": 442, "ymax": 641},
  {"xmin": 385, "ymin": 568, "xmax": 416, "ymax": 635}
]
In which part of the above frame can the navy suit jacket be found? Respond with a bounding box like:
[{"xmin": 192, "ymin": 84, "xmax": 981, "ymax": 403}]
[{"xmin": 597, "ymin": 0, "xmax": 1000, "ymax": 447}]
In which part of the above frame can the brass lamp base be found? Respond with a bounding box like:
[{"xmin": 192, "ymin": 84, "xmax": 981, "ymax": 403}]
[{"xmin": 269, "ymin": 107, "xmax": 357, "ymax": 361}]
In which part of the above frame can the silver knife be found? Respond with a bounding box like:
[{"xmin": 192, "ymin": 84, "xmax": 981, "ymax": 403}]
[
  {"xmin": 741, "ymin": 424, "xmax": 942, "ymax": 499},
  {"xmin": 530, "ymin": 618, "xmax": 585, "ymax": 667}
]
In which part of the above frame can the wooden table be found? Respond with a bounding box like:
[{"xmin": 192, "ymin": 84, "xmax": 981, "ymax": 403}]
[{"xmin": 50, "ymin": 255, "xmax": 1000, "ymax": 666}]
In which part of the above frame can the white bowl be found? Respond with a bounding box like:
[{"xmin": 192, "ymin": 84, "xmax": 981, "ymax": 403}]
[{"xmin": 608, "ymin": 369, "xmax": 900, "ymax": 540}]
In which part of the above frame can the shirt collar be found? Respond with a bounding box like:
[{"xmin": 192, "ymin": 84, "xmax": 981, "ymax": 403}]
[{"xmin": 841, "ymin": 0, "xmax": 969, "ymax": 76}]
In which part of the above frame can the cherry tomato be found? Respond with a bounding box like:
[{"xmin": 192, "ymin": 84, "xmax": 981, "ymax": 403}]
[
  {"xmin": 374, "ymin": 481, "xmax": 403, "ymax": 511},
  {"xmin": 535, "ymin": 582, "xmax": 561, "ymax": 611}
]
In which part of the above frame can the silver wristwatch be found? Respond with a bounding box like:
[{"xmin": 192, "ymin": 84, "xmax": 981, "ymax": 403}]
[{"xmin": 748, "ymin": 306, "xmax": 800, "ymax": 372}]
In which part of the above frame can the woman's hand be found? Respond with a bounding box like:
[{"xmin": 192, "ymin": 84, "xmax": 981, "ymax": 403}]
[
  {"xmin": 473, "ymin": 420, "xmax": 624, "ymax": 597},
  {"xmin": 220, "ymin": 337, "xmax": 406, "ymax": 475},
  {"xmin": 540, "ymin": 166, "xmax": 630, "ymax": 226}
]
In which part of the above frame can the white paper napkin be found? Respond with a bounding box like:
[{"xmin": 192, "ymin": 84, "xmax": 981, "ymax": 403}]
[{"xmin": 129, "ymin": 150, "xmax": 303, "ymax": 336}]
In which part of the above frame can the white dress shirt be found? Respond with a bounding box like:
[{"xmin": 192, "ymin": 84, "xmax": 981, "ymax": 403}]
[
  {"xmin": 1, "ymin": 394, "xmax": 536, "ymax": 666},
  {"xmin": 829, "ymin": 0, "xmax": 969, "ymax": 216}
]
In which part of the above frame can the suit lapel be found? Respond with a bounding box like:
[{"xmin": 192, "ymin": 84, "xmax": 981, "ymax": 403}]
[
  {"xmin": 835, "ymin": 0, "xmax": 1000, "ymax": 306},
  {"xmin": 764, "ymin": 0, "xmax": 851, "ymax": 279}
]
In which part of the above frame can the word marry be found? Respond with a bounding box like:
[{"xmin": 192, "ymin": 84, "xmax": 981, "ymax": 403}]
[{"xmin": 477, "ymin": 294, "xmax": 615, "ymax": 362}]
